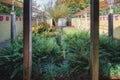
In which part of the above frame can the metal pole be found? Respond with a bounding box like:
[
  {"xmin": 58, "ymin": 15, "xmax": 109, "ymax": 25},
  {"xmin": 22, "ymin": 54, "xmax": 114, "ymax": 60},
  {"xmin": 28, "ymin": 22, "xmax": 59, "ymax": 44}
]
[
  {"xmin": 23, "ymin": 0, "xmax": 32, "ymax": 80},
  {"xmin": 90, "ymin": 0, "xmax": 99, "ymax": 80},
  {"xmin": 11, "ymin": 0, "xmax": 16, "ymax": 43},
  {"xmin": 108, "ymin": 5, "xmax": 113, "ymax": 38}
]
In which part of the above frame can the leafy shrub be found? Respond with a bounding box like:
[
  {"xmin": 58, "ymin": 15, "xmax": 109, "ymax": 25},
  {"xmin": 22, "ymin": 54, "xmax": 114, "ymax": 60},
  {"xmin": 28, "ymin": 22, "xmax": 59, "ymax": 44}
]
[
  {"xmin": 37, "ymin": 22, "xmax": 50, "ymax": 34},
  {"xmin": 42, "ymin": 31, "xmax": 56, "ymax": 37},
  {"xmin": 42, "ymin": 60, "xmax": 70, "ymax": 79},
  {"xmin": 0, "ymin": 37, "xmax": 23, "ymax": 80},
  {"xmin": 0, "ymin": 30, "xmax": 120, "ymax": 80},
  {"xmin": 32, "ymin": 36, "xmax": 62, "ymax": 61},
  {"xmin": 110, "ymin": 64, "xmax": 120, "ymax": 79},
  {"xmin": 61, "ymin": 31, "xmax": 120, "ymax": 79},
  {"xmin": 0, "ymin": 36, "xmax": 63, "ymax": 80},
  {"xmin": 32, "ymin": 22, "xmax": 56, "ymax": 37},
  {"xmin": 61, "ymin": 32, "xmax": 90, "ymax": 74},
  {"xmin": 55, "ymin": 27, "xmax": 65, "ymax": 47},
  {"xmin": 99, "ymin": 58, "xmax": 111, "ymax": 78},
  {"xmin": 99, "ymin": 36, "xmax": 120, "ymax": 63},
  {"xmin": 32, "ymin": 36, "xmax": 64, "ymax": 79}
]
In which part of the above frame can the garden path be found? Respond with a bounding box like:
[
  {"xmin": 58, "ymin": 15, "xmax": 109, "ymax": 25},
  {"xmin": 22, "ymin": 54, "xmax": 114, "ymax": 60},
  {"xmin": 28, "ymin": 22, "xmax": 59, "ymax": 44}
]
[{"xmin": 0, "ymin": 40, "xmax": 10, "ymax": 50}]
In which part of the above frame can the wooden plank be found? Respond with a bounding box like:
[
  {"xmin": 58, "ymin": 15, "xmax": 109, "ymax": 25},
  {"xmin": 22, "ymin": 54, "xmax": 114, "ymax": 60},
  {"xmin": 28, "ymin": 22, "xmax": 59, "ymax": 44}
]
[
  {"xmin": 23, "ymin": 0, "xmax": 32, "ymax": 80},
  {"xmin": 90, "ymin": 0, "xmax": 99, "ymax": 80}
]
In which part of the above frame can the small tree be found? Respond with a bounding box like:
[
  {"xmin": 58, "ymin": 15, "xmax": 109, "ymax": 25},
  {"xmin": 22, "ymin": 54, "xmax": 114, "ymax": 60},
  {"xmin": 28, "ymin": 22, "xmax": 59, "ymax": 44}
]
[
  {"xmin": 56, "ymin": 0, "xmax": 90, "ymax": 14},
  {"xmin": 47, "ymin": 2, "xmax": 70, "ymax": 28}
]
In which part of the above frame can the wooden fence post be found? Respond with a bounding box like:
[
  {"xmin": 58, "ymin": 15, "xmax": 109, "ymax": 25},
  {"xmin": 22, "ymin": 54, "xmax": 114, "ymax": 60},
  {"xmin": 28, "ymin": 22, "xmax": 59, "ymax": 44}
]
[
  {"xmin": 23, "ymin": 0, "xmax": 32, "ymax": 80},
  {"xmin": 108, "ymin": 12, "xmax": 113, "ymax": 38},
  {"xmin": 11, "ymin": 1, "xmax": 16, "ymax": 43},
  {"xmin": 90, "ymin": 0, "xmax": 99, "ymax": 80}
]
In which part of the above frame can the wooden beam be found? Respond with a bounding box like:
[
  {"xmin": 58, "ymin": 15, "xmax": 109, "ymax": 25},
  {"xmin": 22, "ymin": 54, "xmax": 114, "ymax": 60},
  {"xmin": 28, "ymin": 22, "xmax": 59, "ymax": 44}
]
[
  {"xmin": 23, "ymin": 0, "xmax": 32, "ymax": 80},
  {"xmin": 90, "ymin": 0, "xmax": 99, "ymax": 80}
]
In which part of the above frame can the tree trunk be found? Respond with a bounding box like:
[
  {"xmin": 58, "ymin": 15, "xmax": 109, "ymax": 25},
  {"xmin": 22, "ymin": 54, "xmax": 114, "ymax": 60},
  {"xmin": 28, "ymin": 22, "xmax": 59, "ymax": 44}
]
[{"xmin": 54, "ymin": 19, "xmax": 58, "ymax": 28}]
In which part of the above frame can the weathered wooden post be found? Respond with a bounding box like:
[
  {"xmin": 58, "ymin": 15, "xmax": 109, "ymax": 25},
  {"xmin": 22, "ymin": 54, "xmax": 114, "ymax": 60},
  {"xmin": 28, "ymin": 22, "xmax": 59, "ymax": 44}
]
[
  {"xmin": 107, "ymin": 0, "xmax": 114, "ymax": 38},
  {"xmin": 11, "ymin": 0, "xmax": 16, "ymax": 43},
  {"xmin": 90, "ymin": 0, "xmax": 99, "ymax": 80},
  {"xmin": 23, "ymin": 0, "xmax": 32, "ymax": 80},
  {"xmin": 108, "ymin": 12, "xmax": 113, "ymax": 38}
]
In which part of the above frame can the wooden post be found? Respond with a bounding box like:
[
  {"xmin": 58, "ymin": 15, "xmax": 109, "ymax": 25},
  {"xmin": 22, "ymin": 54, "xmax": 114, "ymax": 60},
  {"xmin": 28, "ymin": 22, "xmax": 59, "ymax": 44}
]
[
  {"xmin": 23, "ymin": 0, "xmax": 32, "ymax": 80},
  {"xmin": 11, "ymin": 10, "xmax": 16, "ymax": 43},
  {"xmin": 108, "ymin": 11, "xmax": 113, "ymax": 38},
  {"xmin": 11, "ymin": 0, "xmax": 16, "ymax": 43},
  {"xmin": 90, "ymin": 0, "xmax": 99, "ymax": 80}
]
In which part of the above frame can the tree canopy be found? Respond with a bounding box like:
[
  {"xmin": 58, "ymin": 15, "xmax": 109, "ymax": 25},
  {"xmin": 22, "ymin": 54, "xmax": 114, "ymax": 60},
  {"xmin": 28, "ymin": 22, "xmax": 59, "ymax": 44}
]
[
  {"xmin": 56, "ymin": 0, "xmax": 90, "ymax": 14},
  {"xmin": 47, "ymin": 2, "xmax": 70, "ymax": 27},
  {"xmin": 0, "ymin": 3, "xmax": 11, "ymax": 15},
  {"xmin": 0, "ymin": 2, "xmax": 23, "ymax": 16}
]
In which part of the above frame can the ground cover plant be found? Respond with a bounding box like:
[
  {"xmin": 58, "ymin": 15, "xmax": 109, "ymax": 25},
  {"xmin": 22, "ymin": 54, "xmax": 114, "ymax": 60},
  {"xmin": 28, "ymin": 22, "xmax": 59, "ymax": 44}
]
[
  {"xmin": 32, "ymin": 22, "xmax": 56, "ymax": 37},
  {"xmin": 0, "ymin": 28, "xmax": 120, "ymax": 80}
]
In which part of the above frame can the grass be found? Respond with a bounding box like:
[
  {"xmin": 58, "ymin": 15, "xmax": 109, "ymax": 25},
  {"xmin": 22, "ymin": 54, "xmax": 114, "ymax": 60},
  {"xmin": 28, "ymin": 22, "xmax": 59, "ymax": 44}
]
[{"xmin": 63, "ymin": 27, "xmax": 81, "ymax": 34}]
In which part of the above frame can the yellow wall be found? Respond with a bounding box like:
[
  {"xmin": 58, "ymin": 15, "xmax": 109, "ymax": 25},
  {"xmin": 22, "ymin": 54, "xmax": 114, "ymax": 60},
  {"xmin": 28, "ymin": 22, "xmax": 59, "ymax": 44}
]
[
  {"xmin": 71, "ymin": 14, "xmax": 120, "ymax": 39},
  {"xmin": 1, "ymin": 14, "xmax": 119, "ymax": 43},
  {"xmin": 0, "ymin": 15, "xmax": 37, "ymax": 43},
  {"xmin": 47, "ymin": 19, "xmax": 53, "ymax": 28}
]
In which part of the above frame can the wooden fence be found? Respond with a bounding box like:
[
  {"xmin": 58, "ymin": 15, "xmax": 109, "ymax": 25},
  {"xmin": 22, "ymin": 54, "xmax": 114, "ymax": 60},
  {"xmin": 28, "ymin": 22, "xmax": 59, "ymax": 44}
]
[{"xmin": 71, "ymin": 14, "xmax": 120, "ymax": 39}]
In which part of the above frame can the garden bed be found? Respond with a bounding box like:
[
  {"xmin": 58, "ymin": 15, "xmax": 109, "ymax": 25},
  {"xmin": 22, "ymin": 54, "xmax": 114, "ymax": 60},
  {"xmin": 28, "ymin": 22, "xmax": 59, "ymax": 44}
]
[{"xmin": 0, "ymin": 25, "xmax": 120, "ymax": 80}]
